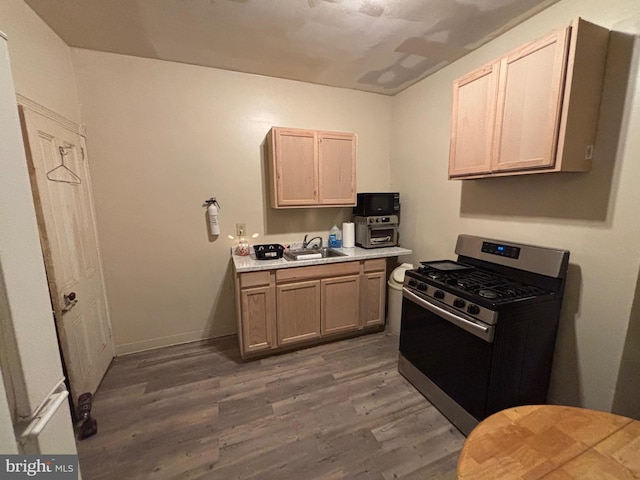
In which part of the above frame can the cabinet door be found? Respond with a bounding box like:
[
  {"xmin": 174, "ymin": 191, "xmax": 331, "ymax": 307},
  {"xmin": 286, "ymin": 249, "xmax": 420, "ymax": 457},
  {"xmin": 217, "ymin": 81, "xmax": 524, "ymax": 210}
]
[
  {"xmin": 272, "ymin": 128, "xmax": 318, "ymax": 206},
  {"xmin": 449, "ymin": 63, "xmax": 499, "ymax": 178},
  {"xmin": 361, "ymin": 271, "xmax": 386, "ymax": 328},
  {"xmin": 492, "ymin": 27, "xmax": 570, "ymax": 172},
  {"xmin": 318, "ymin": 132, "xmax": 356, "ymax": 205},
  {"xmin": 321, "ymin": 275, "xmax": 360, "ymax": 335},
  {"xmin": 240, "ymin": 285, "xmax": 276, "ymax": 354},
  {"xmin": 277, "ymin": 280, "xmax": 321, "ymax": 345}
]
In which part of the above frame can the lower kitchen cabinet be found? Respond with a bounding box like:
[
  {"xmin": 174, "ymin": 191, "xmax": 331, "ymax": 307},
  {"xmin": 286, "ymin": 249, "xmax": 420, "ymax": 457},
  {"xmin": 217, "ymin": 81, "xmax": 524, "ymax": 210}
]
[
  {"xmin": 361, "ymin": 270, "xmax": 386, "ymax": 328},
  {"xmin": 237, "ymin": 271, "xmax": 276, "ymax": 354},
  {"xmin": 276, "ymin": 280, "xmax": 321, "ymax": 345},
  {"xmin": 234, "ymin": 258, "xmax": 388, "ymax": 358},
  {"xmin": 321, "ymin": 275, "xmax": 360, "ymax": 335}
]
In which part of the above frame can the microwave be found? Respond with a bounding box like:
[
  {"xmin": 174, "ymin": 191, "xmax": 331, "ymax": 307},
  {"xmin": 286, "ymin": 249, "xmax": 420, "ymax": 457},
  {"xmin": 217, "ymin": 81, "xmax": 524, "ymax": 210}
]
[{"xmin": 353, "ymin": 192, "xmax": 400, "ymax": 217}]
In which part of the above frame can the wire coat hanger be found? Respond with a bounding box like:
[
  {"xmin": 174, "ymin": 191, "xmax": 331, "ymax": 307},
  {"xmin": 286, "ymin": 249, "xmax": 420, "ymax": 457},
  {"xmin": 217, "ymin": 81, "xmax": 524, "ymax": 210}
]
[{"xmin": 46, "ymin": 146, "xmax": 81, "ymax": 185}]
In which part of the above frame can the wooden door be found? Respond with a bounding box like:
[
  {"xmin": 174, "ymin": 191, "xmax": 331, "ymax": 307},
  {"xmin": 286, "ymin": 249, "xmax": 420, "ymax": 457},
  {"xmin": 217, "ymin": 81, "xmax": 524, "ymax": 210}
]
[
  {"xmin": 449, "ymin": 63, "xmax": 499, "ymax": 177},
  {"xmin": 321, "ymin": 275, "xmax": 360, "ymax": 335},
  {"xmin": 240, "ymin": 285, "xmax": 275, "ymax": 354},
  {"xmin": 276, "ymin": 280, "xmax": 321, "ymax": 345},
  {"xmin": 19, "ymin": 105, "xmax": 114, "ymax": 405},
  {"xmin": 361, "ymin": 271, "xmax": 386, "ymax": 328},
  {"xmin": 318, "ymin": 132, "xmax": 356, "ymax": 205},
  {"xmin": 492, "ymin": 27, "xmax": 570, "ymax": 172},
  {"xmin": 272, "ymin": 128, "xmax": 318, "ymax": 207}
]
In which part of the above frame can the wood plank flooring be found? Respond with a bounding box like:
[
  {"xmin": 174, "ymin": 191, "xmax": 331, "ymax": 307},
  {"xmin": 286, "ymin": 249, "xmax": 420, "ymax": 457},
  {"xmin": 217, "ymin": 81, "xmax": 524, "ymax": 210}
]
[{"xmin": 76, "ymin": 332, "xmax": 464, "ymax": 480}]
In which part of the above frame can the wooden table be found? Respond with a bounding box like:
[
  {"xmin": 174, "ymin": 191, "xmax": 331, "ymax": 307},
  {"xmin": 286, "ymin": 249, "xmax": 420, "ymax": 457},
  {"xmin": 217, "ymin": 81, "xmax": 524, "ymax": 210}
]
[{"xmin": 457, "ymin": 405, "xmax": 640, "ymax": 479}]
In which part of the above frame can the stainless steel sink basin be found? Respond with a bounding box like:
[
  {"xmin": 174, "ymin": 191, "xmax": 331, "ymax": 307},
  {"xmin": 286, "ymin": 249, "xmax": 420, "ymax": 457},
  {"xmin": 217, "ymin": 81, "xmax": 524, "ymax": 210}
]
[{"xmin": 283, "ymin": 247, "xmax": 347, "ymax": 261}]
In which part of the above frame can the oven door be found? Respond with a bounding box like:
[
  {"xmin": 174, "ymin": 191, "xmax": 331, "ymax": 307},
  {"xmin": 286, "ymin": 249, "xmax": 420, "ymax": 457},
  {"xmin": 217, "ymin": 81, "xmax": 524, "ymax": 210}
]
[
  {"xmin": 368, "ymin": 226, "xmax": 397, "ymax": 247},
  {"xmin": 399, "ymin": 288, "xmax": 495, "ymax": 421}
]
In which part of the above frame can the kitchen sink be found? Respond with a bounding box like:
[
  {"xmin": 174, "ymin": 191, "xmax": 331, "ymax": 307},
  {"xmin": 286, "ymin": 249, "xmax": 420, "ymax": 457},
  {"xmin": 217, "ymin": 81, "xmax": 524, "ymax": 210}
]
[{"xmin": 283, "ymin": 247, "xmax": 347, "ymax": 261}]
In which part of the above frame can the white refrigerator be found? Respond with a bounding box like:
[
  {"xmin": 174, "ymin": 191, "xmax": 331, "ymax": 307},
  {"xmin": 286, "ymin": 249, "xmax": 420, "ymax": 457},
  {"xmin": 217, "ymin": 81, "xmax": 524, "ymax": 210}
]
[{"xmin": 0, "ymin": 30, "xmax": 78, "ymax": 457}]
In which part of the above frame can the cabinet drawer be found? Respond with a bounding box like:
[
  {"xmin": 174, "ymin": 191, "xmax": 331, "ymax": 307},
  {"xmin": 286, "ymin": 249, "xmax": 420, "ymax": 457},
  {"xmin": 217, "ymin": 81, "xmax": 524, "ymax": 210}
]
[
  {"xmin": 240, "ymin": 271, "xmax": 271, "ymax": 288},
  {"xmin": 363, "ymin": 258, "xmax": 386, "ymax": 273},
  {"xmin": 276, "ymin": 261, "xmax": 360, "ymax": 283}
]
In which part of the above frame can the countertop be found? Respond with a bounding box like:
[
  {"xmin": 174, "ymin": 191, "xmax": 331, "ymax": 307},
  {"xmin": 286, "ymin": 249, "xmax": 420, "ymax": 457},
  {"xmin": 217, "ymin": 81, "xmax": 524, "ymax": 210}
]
[
  {"xmin": 232, "ymin": 245, "xmax": 412, "ymax": 273},
  {"xmin": 457, "ymin": 404, "xmax": 640, "ymax": 479}
]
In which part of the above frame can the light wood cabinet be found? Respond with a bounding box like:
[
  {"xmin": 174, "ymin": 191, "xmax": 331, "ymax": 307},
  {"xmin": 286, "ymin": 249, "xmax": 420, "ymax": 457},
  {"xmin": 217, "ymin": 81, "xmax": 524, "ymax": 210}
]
[
  {"xmin": 234, "ymin": 258, "xmax": 388, "ymax": 358},
  {"xmin": 317, "ymin": 132, "xmax": 357, "ymax": 205},
  {"xmin": 268, "ymin": 127, "xmax": 356, "ymax": 208},
  {"xmin": 360, "ymin": 259, "xmax": 386, "ymax": 328},
  {"xmin": 277, "ymin": 280, "xmax": 321, "ymax": 345},
  {"xmin": 492, "ymin": 27, "xmax": 570, "ymax": 172},
  {"xmin": 449, "ymin": 64, "xmax": 499, "ymax": 177},
  {"xmin": 449, "ymin": 18, "xmax": 609, "ymax": 179},
  {"xmin": 236, "ymin": 271, "xmax": 276, "ymax": 354},
  {"xmin": 321, "ymin": 275, "xmax": 360, "ymax": 335}
]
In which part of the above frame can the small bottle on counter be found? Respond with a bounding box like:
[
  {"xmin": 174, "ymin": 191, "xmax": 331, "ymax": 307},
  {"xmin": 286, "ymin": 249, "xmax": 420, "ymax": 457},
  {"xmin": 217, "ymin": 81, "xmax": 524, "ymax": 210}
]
[
  {"xmin": 235, "ymin": 224, "xmax": 250, "ymax": 256},
  {"xmin": 328, "ymin": 224, "xmax": 342, "ymax": 248}
]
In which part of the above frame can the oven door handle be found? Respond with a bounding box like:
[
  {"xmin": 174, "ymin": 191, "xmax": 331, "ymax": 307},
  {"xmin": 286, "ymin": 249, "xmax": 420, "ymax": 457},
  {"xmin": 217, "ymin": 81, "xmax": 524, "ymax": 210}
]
[
  {"xmin": 370, "ymin": 236, "xmax": 392, "ymax": 243},
  {"xmin": 403, "ymin": 288, "xmax": 495, "ymax": 342}
]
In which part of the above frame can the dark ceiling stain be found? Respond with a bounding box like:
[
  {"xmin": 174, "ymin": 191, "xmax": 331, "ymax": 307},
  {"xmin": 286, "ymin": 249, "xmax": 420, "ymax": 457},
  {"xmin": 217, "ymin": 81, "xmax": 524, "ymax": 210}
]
[
  {"xmin": 359, "ymin": 1, "xmax": 385, "ymax": 18},
  {"xmin": 395, "ymin": 37, "xmax": 468, "ymax": 60},
  {"xmin": 358, "ymin": 0, "xmax": 554, "ymax": 90},
  {"xmin": 357, "ymin": 54, "xmax": 445, "ymax": 90}
]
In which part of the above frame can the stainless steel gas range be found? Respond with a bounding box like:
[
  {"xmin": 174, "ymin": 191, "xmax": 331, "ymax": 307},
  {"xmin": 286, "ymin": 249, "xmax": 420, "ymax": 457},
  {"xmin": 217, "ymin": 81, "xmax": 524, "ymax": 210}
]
[{"xmin": 398, "ymin": 234, "xmax": 570, "ymax": 435}]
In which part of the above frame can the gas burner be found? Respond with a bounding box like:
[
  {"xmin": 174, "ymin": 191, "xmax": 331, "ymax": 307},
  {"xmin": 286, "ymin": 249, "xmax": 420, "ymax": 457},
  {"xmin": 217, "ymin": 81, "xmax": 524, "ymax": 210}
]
[
  {"xmin": 406, "ymin": 260, "xmax": 555, "ymax": 307},
  {"xmin": 478, "ymin": 289, "xmax": 500, "ymax": 299}
]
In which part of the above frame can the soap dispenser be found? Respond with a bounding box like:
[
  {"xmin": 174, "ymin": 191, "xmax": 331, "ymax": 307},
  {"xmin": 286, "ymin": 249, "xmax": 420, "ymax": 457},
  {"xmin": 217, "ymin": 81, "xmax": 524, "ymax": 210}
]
[{"xmin": 328, "ymin": 224, "xmax": 342, "ymax": 248}]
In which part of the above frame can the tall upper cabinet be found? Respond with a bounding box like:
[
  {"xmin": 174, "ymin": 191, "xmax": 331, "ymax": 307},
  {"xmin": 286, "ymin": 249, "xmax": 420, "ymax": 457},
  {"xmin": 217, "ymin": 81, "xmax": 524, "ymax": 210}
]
[
  {"xmin": 449, "ymin": 18, "xmax": 610, "ymax": 179},
  {"xmin": 267, "ymin": 127, "xmax": 356, "ymax": 208}
]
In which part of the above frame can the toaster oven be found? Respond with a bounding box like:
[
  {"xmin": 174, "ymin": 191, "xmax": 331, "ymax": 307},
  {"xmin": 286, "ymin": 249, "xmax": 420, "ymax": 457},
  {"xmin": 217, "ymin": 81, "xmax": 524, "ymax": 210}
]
[{"xmin": 354, "ymin": 215, "xmax": 398, "ymax": 248}]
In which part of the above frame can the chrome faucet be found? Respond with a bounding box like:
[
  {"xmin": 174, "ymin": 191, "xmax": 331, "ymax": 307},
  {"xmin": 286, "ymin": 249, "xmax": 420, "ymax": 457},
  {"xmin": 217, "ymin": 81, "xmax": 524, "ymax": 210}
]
[{"xmin": 302, "ymin": 234, "xmax": 323, "ymax": 249}]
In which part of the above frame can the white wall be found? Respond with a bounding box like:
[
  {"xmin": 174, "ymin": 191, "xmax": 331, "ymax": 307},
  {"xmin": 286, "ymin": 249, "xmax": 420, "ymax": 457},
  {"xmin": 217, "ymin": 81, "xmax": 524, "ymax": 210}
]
[
  {"xmin": 0, "ymin": 0, "xmax": 80, "ymax": 123},
  {"xmin": 0, "ymin": 369, "xmax": 18, "ymax": 453},
  {"xmin": 71, "ymin": 49, "xmax": 393, "ymax": 354},
  {"xmin": 391, "ymin": 0, "xmax": 640, "ymax": 414},
  {"xmin": 0, "ymin": 0, "xmax": 81, "ymax": 453}
]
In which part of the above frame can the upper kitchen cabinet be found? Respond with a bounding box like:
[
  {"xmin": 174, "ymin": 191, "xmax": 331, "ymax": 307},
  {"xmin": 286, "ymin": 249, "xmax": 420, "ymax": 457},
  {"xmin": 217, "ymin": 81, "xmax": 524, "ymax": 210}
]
[
  {"xmin": 449, "ymin": 18, "xmax": 609, "ymax": 179},
  {"xmin": 267, "ymin": 127, "xmax": 356, "ymax": 208},
  {"xmin": 449, "ymin": 63, "xmax": 500, "ymax": 177}
]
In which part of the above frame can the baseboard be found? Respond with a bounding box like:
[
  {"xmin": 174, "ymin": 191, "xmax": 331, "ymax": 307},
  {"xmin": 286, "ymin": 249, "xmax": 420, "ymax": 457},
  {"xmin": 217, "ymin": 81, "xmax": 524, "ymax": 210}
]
[{"xmin": 115, "ymin": 329, "xmax": 235, "ymax": 356}]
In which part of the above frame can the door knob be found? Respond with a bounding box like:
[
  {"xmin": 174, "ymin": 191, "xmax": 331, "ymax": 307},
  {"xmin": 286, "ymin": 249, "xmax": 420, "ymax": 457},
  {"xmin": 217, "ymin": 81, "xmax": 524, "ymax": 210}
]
[{"xmin": 61, "ymin": 292, "xmax": 78, "ymax": 313}]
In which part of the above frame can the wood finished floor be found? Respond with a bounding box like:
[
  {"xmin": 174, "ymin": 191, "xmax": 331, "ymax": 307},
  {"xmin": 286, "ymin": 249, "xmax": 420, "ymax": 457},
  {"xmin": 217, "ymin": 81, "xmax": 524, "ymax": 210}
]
[{"xmin": 76, "ymin": 332, "xmax": 465, "ymax": 480}]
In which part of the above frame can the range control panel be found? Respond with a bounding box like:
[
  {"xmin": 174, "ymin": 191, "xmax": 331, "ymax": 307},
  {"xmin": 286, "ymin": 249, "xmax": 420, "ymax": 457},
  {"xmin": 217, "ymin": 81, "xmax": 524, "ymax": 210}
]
[{"xmin": 481, "ymin": 241, "xmax": 521, "ymax": 259}]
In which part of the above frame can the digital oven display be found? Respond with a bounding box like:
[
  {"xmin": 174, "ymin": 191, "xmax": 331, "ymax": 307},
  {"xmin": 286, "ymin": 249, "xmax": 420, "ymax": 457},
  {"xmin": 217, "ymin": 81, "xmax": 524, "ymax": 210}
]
[{"xmin": 481, "ymin": 242, "xmax": 521, "ymax": 259}]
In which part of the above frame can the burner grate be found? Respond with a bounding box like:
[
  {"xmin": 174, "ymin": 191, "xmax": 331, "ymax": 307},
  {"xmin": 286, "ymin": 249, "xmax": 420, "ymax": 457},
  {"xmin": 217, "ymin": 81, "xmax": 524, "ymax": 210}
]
[{"xmin": 415, "ymin": 265, "xmax": 551, "ymax": 303}]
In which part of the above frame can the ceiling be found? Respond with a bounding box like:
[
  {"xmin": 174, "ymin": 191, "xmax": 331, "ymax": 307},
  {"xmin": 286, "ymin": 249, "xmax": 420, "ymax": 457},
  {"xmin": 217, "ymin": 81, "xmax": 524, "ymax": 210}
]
[{"xmin": 25, "ymin": 0, "xmax": 559, "ymax": 96}]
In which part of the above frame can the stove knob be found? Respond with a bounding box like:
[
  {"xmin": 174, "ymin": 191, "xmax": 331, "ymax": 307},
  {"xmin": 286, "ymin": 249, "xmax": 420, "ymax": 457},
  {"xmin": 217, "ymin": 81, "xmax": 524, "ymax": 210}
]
[
  {"xmin": 417, "ymin": 283, "xmax": 427, "ymax": 291},
  {"xmin": 408, "ymin": 279, "xmax": 417, "ymax": 287},
  {"xmin": 467, "ymin": 304, "xmax": 480, "ymax": 315},
  {"xmin": 453, "ymin": 298, "xmax": 466, "ymax": 308},
  {"xmin": 434, "ymin": 290, "xmax": 445, "ymax": 299}
]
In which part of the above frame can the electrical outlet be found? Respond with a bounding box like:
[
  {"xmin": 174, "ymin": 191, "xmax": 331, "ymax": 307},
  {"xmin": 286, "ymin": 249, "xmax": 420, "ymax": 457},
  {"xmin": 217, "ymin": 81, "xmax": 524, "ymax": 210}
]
[
  {"xmin": 236, "ymin": 223, "xmax": 246, "ymax": 237},
  {"xmin": 585, "ymin": 144, "xmax": 594, "ymax": 160}
]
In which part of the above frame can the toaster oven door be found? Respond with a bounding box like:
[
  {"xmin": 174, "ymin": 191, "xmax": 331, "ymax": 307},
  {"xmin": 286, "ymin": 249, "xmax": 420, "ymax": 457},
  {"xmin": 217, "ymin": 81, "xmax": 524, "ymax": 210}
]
[{"xmin": 367, "ymin": 226, "xmax": 397, "ymax": 247}]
